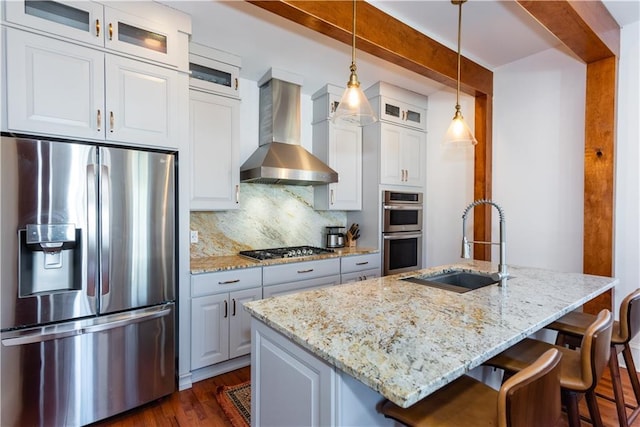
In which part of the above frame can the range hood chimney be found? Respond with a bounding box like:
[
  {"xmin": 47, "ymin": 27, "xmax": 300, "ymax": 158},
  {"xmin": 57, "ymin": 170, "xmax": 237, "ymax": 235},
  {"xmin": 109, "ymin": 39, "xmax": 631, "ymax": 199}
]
[{"xmin": 240, "ymin": 69, "xmax": 338, "ymax": 185}]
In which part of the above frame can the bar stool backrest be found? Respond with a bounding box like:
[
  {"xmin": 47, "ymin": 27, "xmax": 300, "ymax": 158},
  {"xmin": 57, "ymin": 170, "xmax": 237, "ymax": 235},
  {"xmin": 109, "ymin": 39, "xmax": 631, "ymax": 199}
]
[
  {"xmin": 619, "ymin": 288, "xmax": 640, "ymax": 343},
  {"xmin": 580, "ymin": 309, "xmax": 613, "ymax": 391},
  {"xmin": 499, "ymin": 348, "xmax": 563, "ymax": 427}
]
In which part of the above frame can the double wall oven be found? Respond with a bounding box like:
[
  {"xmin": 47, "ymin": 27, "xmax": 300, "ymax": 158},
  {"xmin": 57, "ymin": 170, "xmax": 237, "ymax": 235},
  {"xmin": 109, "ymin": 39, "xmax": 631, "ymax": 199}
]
[{"xmin": 382, "ymin": 190, "xmax": 423, "ymax": 275}]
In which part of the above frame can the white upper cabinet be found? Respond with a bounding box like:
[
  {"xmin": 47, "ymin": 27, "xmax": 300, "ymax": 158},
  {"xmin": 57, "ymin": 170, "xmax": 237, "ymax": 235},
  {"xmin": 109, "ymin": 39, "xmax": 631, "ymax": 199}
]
[
  {"xmin": 378, "ymin": 123, "xmax": 424, "ymax": 187},
  {"xmin": 2, "ymin": 1, "xmax": 189, "ymax": 148},
  {"xmin": 4, "ymin": 0, "xmax": 187, "ymax": 68},
  {"xmin": 105, "ymin": 55, "xmax": 178, "ymax": 146},
  {"xmin": 312, "ymin": 84, "xmax": 363, "ymax": 211},
  {"xmin": 5, "ymin": 28, "xmax": 178, "ymax": 148},
  {"xmin": 5, "ymin": 29, "xmax": 105, "ymax": 140},
  {"xmin": 363, "ymin": 82, "xmax": 427, "ymax": 189},
  {"xmin": 366, "ymin": 82, "xmax": 427, "ymax": 131},
  {"xmin": 188, "ymin": 44, "xmax": 241, "ymax": 211},
  {"xmin": 4, "ymin": 0, "xmax": 105, "ymax": 46},
  {"xmin": 189, "ymin": 90, "xmax": 240, "ymax": 210}
]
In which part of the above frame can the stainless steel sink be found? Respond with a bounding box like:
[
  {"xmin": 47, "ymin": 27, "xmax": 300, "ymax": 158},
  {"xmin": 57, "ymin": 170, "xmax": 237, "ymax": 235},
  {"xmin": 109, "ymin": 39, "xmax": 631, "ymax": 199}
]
[{"xmin": 401, "ymin": 271, "xmax": 499, "ymax": 293}]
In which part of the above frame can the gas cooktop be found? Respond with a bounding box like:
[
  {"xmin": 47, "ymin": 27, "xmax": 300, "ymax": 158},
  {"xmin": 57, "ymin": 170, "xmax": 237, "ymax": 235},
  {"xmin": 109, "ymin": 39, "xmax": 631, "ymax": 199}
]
[{"xmin": 239, "ymin": 246, "xmax": 334, "ymax": 261}]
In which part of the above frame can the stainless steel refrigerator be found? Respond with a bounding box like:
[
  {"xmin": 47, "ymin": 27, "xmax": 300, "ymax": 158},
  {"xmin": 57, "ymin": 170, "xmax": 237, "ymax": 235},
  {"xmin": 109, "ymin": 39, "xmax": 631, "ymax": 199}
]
[{"xmin": 1, "ymin": 135, "xmax": 176, "ymax": 426}]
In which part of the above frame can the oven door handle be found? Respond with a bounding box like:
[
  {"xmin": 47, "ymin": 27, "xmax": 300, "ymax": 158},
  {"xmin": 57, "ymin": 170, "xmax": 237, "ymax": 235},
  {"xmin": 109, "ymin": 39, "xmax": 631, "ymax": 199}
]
[
  {"xmin": 383, "ymin": 205, "xmax": 423, "ymax": 211},
  {"xmin": 383, "ymin": 232, "xmax": 423, "ymax": 240}
]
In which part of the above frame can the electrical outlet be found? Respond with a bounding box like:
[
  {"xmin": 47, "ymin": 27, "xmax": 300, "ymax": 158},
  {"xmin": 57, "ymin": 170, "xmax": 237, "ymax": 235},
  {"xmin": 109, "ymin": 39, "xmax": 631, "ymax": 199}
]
[{"xmin": 190, "ymin": 230, "xmax": 198, "ymax": 244}]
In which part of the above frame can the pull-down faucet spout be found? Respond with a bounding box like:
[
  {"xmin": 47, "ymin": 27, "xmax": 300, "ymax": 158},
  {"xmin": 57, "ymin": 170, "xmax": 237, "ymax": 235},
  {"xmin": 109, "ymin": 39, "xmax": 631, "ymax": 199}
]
[{"xmin": 461, "ymin": 199, "xmax": 508, "ymax": 284}]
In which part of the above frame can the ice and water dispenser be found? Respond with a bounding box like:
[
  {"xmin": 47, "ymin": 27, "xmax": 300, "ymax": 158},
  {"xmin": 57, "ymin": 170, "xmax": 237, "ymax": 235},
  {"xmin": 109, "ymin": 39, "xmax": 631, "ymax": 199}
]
[{"xmin": 18, "ymin": 223, "xmax": 81, "ymax": 296}]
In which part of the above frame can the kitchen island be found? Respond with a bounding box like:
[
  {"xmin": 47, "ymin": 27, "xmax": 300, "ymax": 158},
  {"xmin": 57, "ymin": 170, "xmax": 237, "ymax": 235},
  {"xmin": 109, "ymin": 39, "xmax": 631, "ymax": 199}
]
[{"xmin": 243, "ymin": 260, "xmax": 617, "ymax": 426}]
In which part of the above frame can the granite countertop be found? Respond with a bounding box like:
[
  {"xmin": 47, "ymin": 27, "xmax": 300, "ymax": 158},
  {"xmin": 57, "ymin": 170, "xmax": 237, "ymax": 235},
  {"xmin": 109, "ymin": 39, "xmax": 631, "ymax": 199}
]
[
  {"xmin": 190, "ymin": 246, "xmax": 379, "ymax": 274},
  {"xmin": 243, "ymin": 260, "xmax": 617, "ymax": 408}
]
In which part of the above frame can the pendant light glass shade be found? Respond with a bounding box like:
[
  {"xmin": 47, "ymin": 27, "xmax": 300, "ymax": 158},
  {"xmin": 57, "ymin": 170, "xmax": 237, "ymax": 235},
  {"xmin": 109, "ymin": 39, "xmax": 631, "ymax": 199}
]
[
  {"xmin": 333, "ymin": 0, "xmax": 377, "ymax": 127},
  {"xmin": 445, "ymin": 106, "xmax": 478, "ymax": 146},
  {"xmin": 444, "ymin": 0, "xmax": 476, "ymax": 146}
]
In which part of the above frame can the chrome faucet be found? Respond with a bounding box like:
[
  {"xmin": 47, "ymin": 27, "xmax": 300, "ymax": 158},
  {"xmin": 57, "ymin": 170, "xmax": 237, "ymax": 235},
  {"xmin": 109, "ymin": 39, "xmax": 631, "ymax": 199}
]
[{"xmin": 461, "ymin": 199, "xmax": 508, "ymax": 283}]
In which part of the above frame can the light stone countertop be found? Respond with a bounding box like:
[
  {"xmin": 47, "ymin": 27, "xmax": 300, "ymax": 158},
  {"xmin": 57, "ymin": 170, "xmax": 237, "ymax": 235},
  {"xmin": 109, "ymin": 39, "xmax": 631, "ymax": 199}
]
[
  {"xmin": 243, "ymin": 260, "xmax": 617, "ymax": 408},
  {"xmin": 190, "ymin": 247, "xmax": 378, "ymax": 274}
]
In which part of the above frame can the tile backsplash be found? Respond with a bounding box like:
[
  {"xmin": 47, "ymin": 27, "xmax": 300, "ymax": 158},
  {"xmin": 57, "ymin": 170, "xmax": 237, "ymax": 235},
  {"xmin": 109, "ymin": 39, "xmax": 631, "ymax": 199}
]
[{"xmin": 190, "ymin": 183, "xmax": 346, "ymax": 258}]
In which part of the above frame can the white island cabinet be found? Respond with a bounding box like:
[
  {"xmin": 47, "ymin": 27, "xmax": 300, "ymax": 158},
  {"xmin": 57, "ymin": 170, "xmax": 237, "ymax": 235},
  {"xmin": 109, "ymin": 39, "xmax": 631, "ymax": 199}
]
[{"xmin": 246, "ymin": 261, "xmax": 617, "ymax": 426}]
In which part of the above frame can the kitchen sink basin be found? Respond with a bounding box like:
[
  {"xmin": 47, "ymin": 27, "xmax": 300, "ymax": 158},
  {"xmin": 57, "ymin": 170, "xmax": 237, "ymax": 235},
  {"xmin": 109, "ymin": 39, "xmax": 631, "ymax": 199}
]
[{"xmin": 401, "ymin": 271, "xmax": 499, "ymax": 293}]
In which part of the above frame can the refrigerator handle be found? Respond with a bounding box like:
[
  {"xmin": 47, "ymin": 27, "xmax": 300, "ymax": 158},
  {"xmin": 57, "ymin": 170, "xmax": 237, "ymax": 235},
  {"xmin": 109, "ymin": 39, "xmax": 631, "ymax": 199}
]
[
  {"xmin": 100, "ymin": 164, "xmax": 110, "ymax": 297},
  {"xmin": 1, "ymin": 305, "xmax": 172, "ymax": 346},
  {"xmin": 87, "ymin": 163, "xmax": 98, "ymax": 298},
  {"xmin": 2, "ymin": 328, "xmax": 84, "ymax": 346},
  {"xmin": 83, "ymin": 305, "xmax": 172, "ymax": 334}
]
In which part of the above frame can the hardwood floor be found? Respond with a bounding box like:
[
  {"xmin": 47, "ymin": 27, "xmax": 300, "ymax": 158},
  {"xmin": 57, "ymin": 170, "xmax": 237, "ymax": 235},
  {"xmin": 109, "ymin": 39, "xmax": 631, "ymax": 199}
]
[{"xmin": 93, "ymin": 366, "xmax": 638, "ymax": 426}]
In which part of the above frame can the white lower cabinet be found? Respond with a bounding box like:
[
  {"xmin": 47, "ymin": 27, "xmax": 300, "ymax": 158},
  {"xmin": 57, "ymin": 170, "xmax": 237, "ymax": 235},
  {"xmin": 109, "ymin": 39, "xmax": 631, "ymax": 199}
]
[
  {"xmin": 191, "ymin": 268, "xmax": 262, "ymax": 370},
  {"xmin": 340, "ymin": 253, "xmax": 381, "ymax": 283},
  {"xmin": 263, "ymin": 258, "xmax": 341, "ymax": 298}
]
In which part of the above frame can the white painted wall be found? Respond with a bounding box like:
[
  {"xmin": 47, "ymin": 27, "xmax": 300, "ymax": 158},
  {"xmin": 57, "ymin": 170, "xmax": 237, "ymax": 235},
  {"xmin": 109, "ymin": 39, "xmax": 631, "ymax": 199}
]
[
  {"xmin": 614, "ymin": 20, "xmax": 640, "ymax": 365},
  {"xmin": 424, "ymin": 90, "xmax": 476, "ymax": 267},
  {"xmin": 493, "ymin": 48, "xmax": 586, "ymax": 273}
]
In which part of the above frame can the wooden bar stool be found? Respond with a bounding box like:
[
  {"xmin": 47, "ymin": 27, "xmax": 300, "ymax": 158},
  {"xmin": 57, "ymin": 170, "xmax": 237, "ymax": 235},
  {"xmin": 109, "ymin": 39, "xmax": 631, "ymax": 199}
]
[
  {"xmin": 379, "ymin": 348, "xmax": 562, "ymax": 427},
  {"xmin": 547, "ymin": 288, "xmax": 640, "ymax": 426},
  {"xmin": 485, "ymin": 310, "xmax": 613, "ymax": 427}
]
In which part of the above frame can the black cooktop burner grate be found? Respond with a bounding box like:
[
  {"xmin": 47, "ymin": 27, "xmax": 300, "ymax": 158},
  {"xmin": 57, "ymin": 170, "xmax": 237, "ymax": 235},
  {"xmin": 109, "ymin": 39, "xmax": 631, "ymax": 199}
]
[{"xmin": 239, "ymin": 246, "xmax": 334, "ymax": 261}]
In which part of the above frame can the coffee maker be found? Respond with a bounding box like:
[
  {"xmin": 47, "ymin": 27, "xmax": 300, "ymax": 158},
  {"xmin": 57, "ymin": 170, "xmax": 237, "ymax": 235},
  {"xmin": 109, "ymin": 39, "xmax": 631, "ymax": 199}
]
[{"xmin": 325, "ymin": 226, "xmax": 345, "ymax": 248}]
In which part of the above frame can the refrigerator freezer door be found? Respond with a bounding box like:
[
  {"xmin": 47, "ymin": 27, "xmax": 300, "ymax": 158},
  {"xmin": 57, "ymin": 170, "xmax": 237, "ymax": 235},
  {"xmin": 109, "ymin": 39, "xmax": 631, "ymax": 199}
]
[
  {"xmin": 99, "ymin": 146, "xmax": 175, "ymax": 313},
  {"xmin": 0, "ymin": 303, "xmax": 176, "ymax": 426},
  {"xmin": 0, "ymin": 136, "xmax": 97, "ymax": 330}
]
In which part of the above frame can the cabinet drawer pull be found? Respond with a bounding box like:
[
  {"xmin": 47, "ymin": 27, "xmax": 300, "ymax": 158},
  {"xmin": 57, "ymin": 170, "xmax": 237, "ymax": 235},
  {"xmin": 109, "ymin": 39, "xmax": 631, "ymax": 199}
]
[
  {"xmin": 224, "ymin": 300, "xmax": 228, "ymax": 318},
  {"xmin": 405, "ymin": 169, "xmax": 409, "ymax": 181},
  {"xmin": 330, "ymin": 189, "xmax": 334, "ymax": 205},
  {"xmin": 355, "ymin": 261, "xmax": 369, "ymax": 266},
  {"xmin": 297, "ymin": 269, "xmax": 314, "ymax": 274},
  {"xmin": 109, "ymin": 111, "xmax": 114, "ymax": 132},
  {"xmin": 234, "ymin": 78, "xmax": 239, "ymax": 91},
  {"xmin": 235, "ymin": 185, "xmax": 240, "ymax": 204},
  {"xmin": 218, "ymin": 279, "xmax": 240, "ymax": 285},
  {"xmin": 232, "ymin": 299, "xmax": 236, "ymax": 316},
  {"xmin": 96, "ymin": 19, "xmax": 101, "ymax": 37},
  {"xmin": 108, "ymin": 23, "xmax": 113, "ymax": 40},
  {"xmin": 97, "ymin": 109, "xmax": 102, "ymax": 131}
]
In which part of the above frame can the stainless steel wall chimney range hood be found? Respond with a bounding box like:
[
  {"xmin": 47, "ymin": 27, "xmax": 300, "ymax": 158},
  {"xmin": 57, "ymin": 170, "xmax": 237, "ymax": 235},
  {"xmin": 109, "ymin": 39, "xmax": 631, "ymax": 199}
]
[{"xmin": 240, "ymin": 69, "xmax": 338, "ymax": 185}]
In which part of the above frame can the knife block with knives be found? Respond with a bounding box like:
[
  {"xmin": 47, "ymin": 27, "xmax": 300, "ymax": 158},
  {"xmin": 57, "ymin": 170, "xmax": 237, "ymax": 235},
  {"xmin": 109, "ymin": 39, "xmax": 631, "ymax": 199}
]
[{"xmin": 345, "ymin": 223, "xmax": 360, "ymax": 247}]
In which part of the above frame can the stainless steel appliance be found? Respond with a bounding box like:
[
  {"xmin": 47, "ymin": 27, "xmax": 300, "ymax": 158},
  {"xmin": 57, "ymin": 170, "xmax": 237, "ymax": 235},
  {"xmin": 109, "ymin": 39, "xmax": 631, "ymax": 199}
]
[
  {"xmin": 382, "ymin": 190, "xmax": 423, "ymax": 275},
  {"xmin": 325, "ymin": 226, "xmax": 345, "ymax": 248},
  {"xmin": 1, "ymin": 135, "xmax": 176, "ymax": 426},
  {"xmin": 239, "ymin": 246, "xmax": 334, "ymax": 261},
  {"xmin": 240, "ymin": 69, "xmax": 338, "ymax": 185}
]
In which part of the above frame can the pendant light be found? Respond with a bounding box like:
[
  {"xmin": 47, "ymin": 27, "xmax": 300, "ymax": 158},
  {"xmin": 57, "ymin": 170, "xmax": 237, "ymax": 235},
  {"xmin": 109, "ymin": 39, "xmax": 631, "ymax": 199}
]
[
  {"xmin": 333, "ymin": 0, "xmax": 377, "ymax": 127},
  {"xmin": 444, "ymin": 0, "xmax": 477, "ymax": 146}
]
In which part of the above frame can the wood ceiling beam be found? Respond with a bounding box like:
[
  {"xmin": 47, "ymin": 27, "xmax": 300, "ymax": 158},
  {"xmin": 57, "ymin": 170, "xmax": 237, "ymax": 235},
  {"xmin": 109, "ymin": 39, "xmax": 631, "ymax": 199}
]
[
  {"xmin": 517, "ymin": 0, "xmax": 620, "ymax": 62},
  {"xmin": 247, "ymin": 0, "xmax": 493, "ymax": 97}
]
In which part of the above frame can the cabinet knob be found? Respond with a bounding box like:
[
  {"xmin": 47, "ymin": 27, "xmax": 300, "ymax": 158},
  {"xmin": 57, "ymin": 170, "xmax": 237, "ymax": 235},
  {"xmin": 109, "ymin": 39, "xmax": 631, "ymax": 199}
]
[{"xmin": 96, "ymin": 19, "xmax": 101, "ymax": 37}]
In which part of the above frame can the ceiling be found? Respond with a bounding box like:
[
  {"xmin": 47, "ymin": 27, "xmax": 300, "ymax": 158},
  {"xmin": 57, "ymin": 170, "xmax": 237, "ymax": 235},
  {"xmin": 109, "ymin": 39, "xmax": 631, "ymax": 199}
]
[{"xmin": 163, "ymin": 0, "xmax": 639, "ymax": 96}]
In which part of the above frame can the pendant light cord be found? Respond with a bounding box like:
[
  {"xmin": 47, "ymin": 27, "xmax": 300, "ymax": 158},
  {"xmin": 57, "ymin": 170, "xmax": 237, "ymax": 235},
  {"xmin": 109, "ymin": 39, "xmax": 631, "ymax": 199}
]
[
  {"xmin": 351, "ymin": 0, "xmax": 357, "ymax": 70},
  {"xmin": 456, "ymin": 1, "xmax": 462, "ymax": 109}
]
